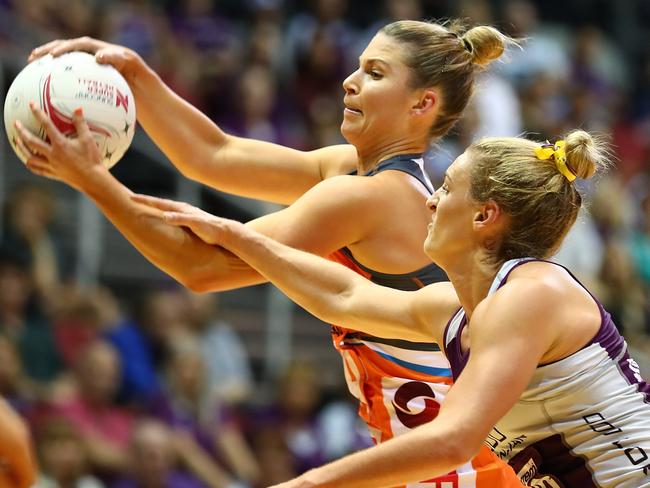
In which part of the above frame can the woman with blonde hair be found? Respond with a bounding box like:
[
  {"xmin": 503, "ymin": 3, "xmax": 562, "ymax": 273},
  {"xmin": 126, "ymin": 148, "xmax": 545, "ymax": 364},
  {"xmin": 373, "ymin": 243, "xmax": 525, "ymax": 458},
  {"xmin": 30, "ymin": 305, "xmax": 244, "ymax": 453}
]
[
  {"xmin": 143, "ymin": 130, "xmax": 650, "ymax": 487},
  {"xmin": 19, "ymin": 20, "xmax": 523, "ymax": 486}
]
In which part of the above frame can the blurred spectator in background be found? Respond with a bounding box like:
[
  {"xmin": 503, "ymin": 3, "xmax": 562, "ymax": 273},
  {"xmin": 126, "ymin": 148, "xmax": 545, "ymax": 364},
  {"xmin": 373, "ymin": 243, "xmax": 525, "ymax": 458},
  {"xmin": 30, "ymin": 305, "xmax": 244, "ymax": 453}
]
[
  {"xmin": 553, "ymin": 208, "xmax": 605, "ymax": 293},
  {"xmin": 598, "ymin": 241, "xmax": 646, "ymax": 334},
  {"xmin": 354, "ymin": 0, "xmax": 423, "ymax": 61},
  {"xmin": 53, "ymin": 287, "xmax": 119, "ymax": 370},
  {"xmin": 105, "ymin": 287, "xmax": 188, "ymax": 406},
  {"xmin": 454, "ymin": 0, "xmax": 523, "ymax": 142},
  {"xmin": 500, "ymin": 0, "xmax": 570, "ymax": 85},
  {"xmin": 247, "ymin": 360, "xmax": 329, "ymax": 481},
  {"xmin": 1, "ymin": 183, "xmax": 64, "ymax": 307},
  {"xmin": 182, "ymin": 291, "xmax": 253, "ymax": 406},
  {"xmin": 0, "ymin": 246, "xmax": 62, "ymax": 387},
  {"xmin": 244, "ymin": 10, "xmax": 284, "ymax": 73},
  {"xmin": 223, "ymin": 64, "xmax": 306, "ymax": 149},
  {"xmin": 630, "ymin": 193, "xmax": 650, "ymax": 334},
  {"xmin": 34, "ymin": 416, "xmax": 105, "ymax": 488},
  {"xmin": 53, "ymin": 340, "xmax": 133, "ymax": 476},
  {"xmin": 111, "ymin": 419, "xmax": 209, "ymax": 488},
  {"xmin": 0, "ymin": 334, "xmax": 33, "ymax": 416},
  {"xmin": 169, "ymin": 0, "xmax": 244, "ymax": 118},
  {"xmin": 152, "ymin": 336, "xmax": 257, "ymax": 487}
]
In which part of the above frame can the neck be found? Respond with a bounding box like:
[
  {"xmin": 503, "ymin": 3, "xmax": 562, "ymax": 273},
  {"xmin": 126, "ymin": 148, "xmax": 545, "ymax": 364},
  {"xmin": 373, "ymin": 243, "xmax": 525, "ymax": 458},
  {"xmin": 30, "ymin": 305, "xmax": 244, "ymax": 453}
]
[
  {"xmin": 355, "ymin": 138, "xmax": 428, "ymax": 174},
  {"xmin": 442, "ymin": 250, "xmax": 501, "ymax": 319}
]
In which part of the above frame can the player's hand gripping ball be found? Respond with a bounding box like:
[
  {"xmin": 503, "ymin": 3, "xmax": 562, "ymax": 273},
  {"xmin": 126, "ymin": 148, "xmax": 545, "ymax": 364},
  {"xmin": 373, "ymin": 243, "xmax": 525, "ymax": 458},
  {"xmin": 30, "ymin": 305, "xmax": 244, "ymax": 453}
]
[{"xmin": 3, "ymin": 51, "xmax": 136, "ymax": 169}]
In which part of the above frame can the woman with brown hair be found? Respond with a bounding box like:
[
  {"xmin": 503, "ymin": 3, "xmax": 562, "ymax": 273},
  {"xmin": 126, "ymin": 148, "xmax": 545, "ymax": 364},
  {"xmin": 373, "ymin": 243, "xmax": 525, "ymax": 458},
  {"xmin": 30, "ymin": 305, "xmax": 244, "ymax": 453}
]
[
  {"xmin": 144, "ymin": 130, "xmax": 650, "ymax": 487},
  {"xmin": 18, "ymin": 20, "xmax": 522, "ymax": 486}
]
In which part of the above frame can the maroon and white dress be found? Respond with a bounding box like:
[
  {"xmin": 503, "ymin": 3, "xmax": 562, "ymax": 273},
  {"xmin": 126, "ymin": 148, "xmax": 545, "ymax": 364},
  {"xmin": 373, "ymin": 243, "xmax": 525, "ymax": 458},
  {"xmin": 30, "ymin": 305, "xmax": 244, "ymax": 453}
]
[{"xmin": 444, "ymin": 258, "xmax": 650, "ymax": 488}]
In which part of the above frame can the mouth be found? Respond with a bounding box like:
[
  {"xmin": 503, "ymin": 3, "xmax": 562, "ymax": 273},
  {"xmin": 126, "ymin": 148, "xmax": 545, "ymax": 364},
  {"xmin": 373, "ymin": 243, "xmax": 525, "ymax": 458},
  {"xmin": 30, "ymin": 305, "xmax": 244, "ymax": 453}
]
[{"xmin": 344, "ymin": 106, "xmax": 363, "ymax": 116}]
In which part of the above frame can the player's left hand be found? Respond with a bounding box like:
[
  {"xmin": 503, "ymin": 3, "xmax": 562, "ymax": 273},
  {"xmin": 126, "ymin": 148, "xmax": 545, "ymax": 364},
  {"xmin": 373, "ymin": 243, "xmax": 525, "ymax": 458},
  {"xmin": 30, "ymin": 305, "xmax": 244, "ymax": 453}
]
[
  {"xmin": 13, "ymin": 102, "xmax": 106, "ymax": 191},
  {"xmin": 131, "ymin": 193, "xmax": 241, "ymax": 247}
]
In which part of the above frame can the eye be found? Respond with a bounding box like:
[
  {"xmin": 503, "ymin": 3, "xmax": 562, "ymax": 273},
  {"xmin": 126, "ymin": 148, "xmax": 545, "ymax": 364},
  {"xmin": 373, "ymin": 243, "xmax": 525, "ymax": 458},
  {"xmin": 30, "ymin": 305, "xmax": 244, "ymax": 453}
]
[
  {"xmin": 368, "ymin": 70, "xmax": 383, "ymax": 80},
  {"xmin": 439, "ymin": 183, "xmax": 449, "ymax": 194}
]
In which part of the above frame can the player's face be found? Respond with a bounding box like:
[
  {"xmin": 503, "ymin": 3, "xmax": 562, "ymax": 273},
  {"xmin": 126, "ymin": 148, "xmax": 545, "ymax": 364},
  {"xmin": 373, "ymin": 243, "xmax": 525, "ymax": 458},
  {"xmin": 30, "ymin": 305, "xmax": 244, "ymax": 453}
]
[
  {"xmin": 424, "ymin": 153, "xmax": 477, "ymax": 264},
  {"xmin": 340, "ymin": 33, "xmax": 423, "ymax": 149}
]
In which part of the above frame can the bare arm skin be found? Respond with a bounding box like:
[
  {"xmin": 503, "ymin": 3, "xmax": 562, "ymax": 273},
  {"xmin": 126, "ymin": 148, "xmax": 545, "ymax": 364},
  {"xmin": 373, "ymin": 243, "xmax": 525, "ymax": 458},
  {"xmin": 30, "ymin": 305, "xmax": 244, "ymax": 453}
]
[
  {"xmin": 29, "ymin": 37, "xmax": 358, "ymax": 205},
  {"xmin": 14, "ymin": 107, "xmax": 390, "ymax": 292},
  {"xmin": 261, "ymin": 278, "xmax": 567, "ymax": 488},
  {"xmin": 139, "ymin": 200, "xmax": 459, "ymax": 343}
]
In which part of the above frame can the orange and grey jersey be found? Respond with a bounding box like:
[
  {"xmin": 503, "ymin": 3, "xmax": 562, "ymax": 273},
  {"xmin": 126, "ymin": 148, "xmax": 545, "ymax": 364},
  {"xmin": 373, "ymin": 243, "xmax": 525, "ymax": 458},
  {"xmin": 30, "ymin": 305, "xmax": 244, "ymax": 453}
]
[
  {"xmin": 327, "ymin": 154, "xmax": 524, "ymax": 488},
  {"xmin": 444, "ymin": 258, "xmax": 650, "ymax": 488}
]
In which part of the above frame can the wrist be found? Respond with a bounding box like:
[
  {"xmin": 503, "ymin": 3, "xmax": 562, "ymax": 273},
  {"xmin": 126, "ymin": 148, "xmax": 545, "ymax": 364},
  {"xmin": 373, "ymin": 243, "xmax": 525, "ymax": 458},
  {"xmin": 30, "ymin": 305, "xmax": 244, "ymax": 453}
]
[
  {"xmin": 219, "ymin": 220, "xmax": 250, "ymax": 251},
  {"xmin": 77, "ymin": 165, "xmax": 113, "ymax": 196},
  {"xmin": 129, "ymin": 57, "xmax": 160, "ymax": 95}
]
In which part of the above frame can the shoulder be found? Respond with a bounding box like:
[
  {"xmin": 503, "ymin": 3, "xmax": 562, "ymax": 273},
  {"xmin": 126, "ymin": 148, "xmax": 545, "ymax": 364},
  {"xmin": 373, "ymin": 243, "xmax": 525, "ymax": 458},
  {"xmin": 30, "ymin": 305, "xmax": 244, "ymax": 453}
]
[
  {"xmin": 309, "ymin": 144, "xmax": 358, "ymax": 179},
  {"xmin": 297, "ymin": 172, "xmax": 391, "ymax": 211},
  {"xmin": 488, "ymin": 261, "xmax": 577, "ymax": 307},
  {"xmin": 470, "ymin": 261, "xmax": 583, "ymax": 354}
]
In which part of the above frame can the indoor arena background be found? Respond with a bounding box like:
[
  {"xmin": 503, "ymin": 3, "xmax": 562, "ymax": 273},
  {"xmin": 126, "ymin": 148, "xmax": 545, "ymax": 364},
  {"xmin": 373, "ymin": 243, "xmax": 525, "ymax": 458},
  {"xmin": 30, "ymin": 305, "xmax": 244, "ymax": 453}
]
[{"xmin": 0, "ymin": 0, "xmax": 649, "ymax": 487}]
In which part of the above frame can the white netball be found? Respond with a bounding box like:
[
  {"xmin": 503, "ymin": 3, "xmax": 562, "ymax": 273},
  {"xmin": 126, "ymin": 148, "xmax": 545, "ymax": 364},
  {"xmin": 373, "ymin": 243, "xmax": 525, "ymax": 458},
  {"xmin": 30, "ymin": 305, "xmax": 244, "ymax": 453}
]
[{"xmin": 3, "ymin": 51, "xmax": 136, "ymax": 169}]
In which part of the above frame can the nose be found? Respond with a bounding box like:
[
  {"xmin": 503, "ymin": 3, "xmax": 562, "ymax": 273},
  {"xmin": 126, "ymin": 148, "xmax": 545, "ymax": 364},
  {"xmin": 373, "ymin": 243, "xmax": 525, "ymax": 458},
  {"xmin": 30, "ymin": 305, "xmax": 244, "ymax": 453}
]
[
  {"xmin": 426, "ymin": 193, "xmax": 438, "ymax": 212},
  {"xmin": 342, "ymin": 69, "xmax": 360, "ymax": 94}
]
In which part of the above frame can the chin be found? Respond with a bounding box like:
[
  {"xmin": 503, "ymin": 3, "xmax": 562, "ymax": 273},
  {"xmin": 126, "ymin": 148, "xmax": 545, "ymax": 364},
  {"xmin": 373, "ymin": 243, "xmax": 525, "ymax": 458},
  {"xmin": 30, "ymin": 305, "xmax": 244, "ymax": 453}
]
[
  {"xmin": 423, "ymin": 237, "xmax": 436, "ymax": 260},
  {"xmin": 340, "ymin": 122, "xmax": 363, "ymax": 145},
  {"xmin": 340, "ymin": 128, "xmax": 353, "ymax": 144},
  {"xmin": 340, "ymin": 124, "xmax": 354, "ymax": 143}
]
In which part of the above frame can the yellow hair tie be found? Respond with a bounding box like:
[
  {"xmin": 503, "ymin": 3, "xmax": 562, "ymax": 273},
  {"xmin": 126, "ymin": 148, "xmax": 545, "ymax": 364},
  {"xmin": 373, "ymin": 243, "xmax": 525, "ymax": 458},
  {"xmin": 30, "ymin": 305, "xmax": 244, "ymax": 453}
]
[{"xmin": 534, "ymin": 140, "xmax": 576, "ymax": 182}]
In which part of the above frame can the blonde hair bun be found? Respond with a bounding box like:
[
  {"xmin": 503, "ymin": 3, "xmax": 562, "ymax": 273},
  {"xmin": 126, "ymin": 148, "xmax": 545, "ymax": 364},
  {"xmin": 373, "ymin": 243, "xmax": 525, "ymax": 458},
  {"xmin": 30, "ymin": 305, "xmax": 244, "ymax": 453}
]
[
  {"xmin": 461, "ymin": 26, "xmax": 506, "ymax": 66},
  {"xmin": 564, "ymin": 130, "xmax": 609, "ymax": 180}
]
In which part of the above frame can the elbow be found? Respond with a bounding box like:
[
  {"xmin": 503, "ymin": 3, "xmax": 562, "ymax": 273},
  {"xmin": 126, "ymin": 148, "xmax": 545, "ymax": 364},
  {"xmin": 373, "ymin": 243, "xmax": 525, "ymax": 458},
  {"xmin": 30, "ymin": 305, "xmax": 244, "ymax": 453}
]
[
  {"xmin": 182, "ymin": 274, "xmax": 218, "ymax": 294},
  {"xmin": 179, "ymin": 267, "xmax": 238, "ymax": 294},
  {"xmin": 184, "ymin": 279, "xmax": 212, "ymax": 294},
  {"xmin": 446, "ymin": 436, "xmax": 483, "ymax": 469},
  {"xmin": 173, "ymin": 267, "xmax": 216, "ymax": 294}
]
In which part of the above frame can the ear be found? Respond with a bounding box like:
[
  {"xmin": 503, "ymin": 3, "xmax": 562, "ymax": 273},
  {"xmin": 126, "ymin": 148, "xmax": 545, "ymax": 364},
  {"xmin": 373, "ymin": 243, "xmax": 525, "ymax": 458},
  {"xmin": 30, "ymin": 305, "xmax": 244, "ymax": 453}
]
[
  {"xmin": 411, "ymin": 89, "xmax": 437, "ymax": 115},
  {"xmin": 472, "ymin": 200, "xmax": 503, "ymax": 231}
]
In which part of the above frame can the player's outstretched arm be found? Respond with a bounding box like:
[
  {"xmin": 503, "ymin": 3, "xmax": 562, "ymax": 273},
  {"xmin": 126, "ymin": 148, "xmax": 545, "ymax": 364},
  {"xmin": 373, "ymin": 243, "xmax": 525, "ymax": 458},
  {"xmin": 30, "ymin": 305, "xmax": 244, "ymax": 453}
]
[
  {"xmin": 266, "ymin": 283, "xmax": 555, "ymax": 488},
  {"xmin": 142, "ymin": 194, "xmax": 458, "ymax": 343},
  {"xmin": 29, "ymin": 38, "xmax": 358, "ymax": 205},
  {"xmin": 14, "ymin": 103, "xmax": 267, "ymax": 291},
  {"xmin": 14, "ymin": 105, "xmax": 382, "ymax": 293}
]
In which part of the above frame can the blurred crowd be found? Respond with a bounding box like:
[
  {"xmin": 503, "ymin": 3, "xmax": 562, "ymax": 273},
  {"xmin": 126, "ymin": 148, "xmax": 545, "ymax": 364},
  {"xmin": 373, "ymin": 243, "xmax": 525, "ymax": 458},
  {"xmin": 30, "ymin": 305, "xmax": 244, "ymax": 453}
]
[{"xmin": 0, "ymin": 0, "xmax": 649, "ymax": 487}]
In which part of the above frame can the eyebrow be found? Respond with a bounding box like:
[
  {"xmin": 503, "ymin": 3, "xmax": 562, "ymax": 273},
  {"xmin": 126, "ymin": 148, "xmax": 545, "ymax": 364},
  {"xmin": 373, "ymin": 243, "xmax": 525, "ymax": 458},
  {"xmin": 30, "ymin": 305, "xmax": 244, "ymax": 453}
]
[
  {"xmin": 359, "ymin": 57, "xmax": 390, "ymax": 69},
  {"xmin": 443, "ymin": 173, "xmax": 452, "ymax": 183}
]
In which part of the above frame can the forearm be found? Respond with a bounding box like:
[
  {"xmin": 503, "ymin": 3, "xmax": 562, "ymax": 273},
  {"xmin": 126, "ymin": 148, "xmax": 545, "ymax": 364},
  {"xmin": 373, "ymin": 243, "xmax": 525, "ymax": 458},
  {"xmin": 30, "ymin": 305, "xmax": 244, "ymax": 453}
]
[
  {"xmin": 298, "ymin": 423, "xmax": 466, "ymax": 488},
  {"xmin": 129, "ymin": 66, "xmax": 323, "ymax": 203},
  {"xmin": 224, "ymin": 225, "xmax": 372, "ymax": 326},
  {"xmin": 128, "ymin": 65, "xmax": 228, "ymax": 180},
  {"xmin": 81, "ymin": 170, "xmax": 264, "ymax": 291}
]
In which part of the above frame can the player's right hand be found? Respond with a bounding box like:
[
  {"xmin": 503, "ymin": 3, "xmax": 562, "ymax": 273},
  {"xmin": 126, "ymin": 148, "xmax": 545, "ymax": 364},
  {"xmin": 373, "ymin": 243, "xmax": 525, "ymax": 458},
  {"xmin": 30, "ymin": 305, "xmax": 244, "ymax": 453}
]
[
  {"xmin": 15, "ymin": 103, "xmax": 107, "ymax": 192},
  {"xmin": 29, "ymin": 37, "xmax": 144, "ymax": 84},
  {"xmin": 131, "ymin": 194, "xmax": 242, "ymax": 248}
]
